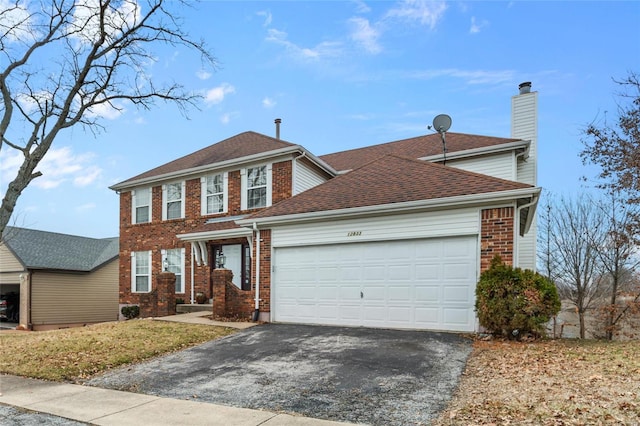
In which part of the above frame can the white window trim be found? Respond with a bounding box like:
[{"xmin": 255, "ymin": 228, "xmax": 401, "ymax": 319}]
[
  {"xmin": 131, "ymin": 187, "xmax": 152, "ymax": 224},
  {"xmin": 200, "ymin": 172, "xmax": 228, "ymax": 215},
  {"xmin": 162, "ymin": 248, "xmax": 186, "ymax": 294},
  {"xmin": 162, "ymin": 181, "xmax": 186, "ymax": 220},
  {"xmin": 241, "ymin": 164, "xmax": 272, "ymax": 210},
  {"xmin": 131, "ymin": 251, "xmax": 152, "ymax": 293}
]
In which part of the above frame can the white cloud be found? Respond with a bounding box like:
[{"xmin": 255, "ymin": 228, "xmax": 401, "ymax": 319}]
[
  {"xmin": 0, "ymin": 146, "xmax": 103, "ymax": 190},
  {"xmin": 0, "ymin": 0, "xmax": 37, "ymax": 43},
  {"xmin": 204, "ymin": 83, "xmax": 236, "ymax": 105},
  {"xmin": 408, "ymin": 68, "xmax": 515, "ymax": 85},
  {"xmin": 220, "ymin": 112, "xmax": 239, "ymax": 124},
  {"xmin": 348, "ymin": 17, "xmax": 382, "ymax": 54},
  {"xmin": 352, "ymin": 0, "xmax": 372, "ymax": 14},
  {"xmin": 385, "ymin": 0, "xmax": 447, "ymax": 30},
  {"xmin": 262, "ymin": 97, "xmax": 276, "ymax": 108},
  {"xmin": 266, "ymin": 28, "xmax": 343, "ymax": 62},
  {"xmin": 469, "ymin": 16, "xmax": 489, "ymax": 34},
  {"xmin": 256, "ymin": 10, "xmax": 272, "ymax": 27},
  {"xmin": 68, "ymin": 0, "xmax": 141, "ymax": 45},
  {"xmin": 85, "ymin": 100, "xmax": 124, "ymax": 120},
  {"xmin": 196, "ymin": 69, "xmax": 212, "ymax": 80}
]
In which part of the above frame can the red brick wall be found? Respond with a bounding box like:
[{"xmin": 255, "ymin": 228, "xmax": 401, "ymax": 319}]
[
  {"xmin": 257, "ymin": 229, "xmax": 271, "ymax": 313},
  {"xmin": 119, "ymin": 160, "xmax": 291, "ymax": 317},
  {"xmin": 480, "ymin": 207, "xmax": 514, "ymax": 272}
]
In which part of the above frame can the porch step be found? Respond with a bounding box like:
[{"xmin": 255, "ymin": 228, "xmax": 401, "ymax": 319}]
[{"xmin": 176, "ymin": 304, "xmax": 212, "ymax": 314}]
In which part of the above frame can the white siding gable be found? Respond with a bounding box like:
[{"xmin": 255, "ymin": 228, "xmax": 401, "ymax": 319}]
[
  {"xmin": 293, "ymin": 158, "xmax": 329, "ymax": 195},
  {"xmin": 447, "ymin": 152, "xmax": 516, "ymax": 181}
]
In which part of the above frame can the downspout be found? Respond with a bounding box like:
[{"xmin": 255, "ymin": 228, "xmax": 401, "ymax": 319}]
[
  {"xmin": 517, "ymin": 194, "xmax": 539, "ymax": 236},
  {"xmin": 253, "ymin": 222, "xmax": 260, "ymax": 321},
  {"xmin": 190, "ymin": 244, "xmax": 195, "ymax": 304}
]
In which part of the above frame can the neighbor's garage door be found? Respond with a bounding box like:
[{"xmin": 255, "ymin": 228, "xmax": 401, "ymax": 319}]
[{"xmin": 272, "ymin": 236, "xmax": 478, "ymax": 332}]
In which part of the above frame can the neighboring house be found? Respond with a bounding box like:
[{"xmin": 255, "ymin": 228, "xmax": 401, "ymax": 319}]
[
  {"xmin": 0, "ymin": 227, "xmax": 119, "ymax": 331},
  {"xmin": 111, "ymin": 82, "xmax": 539, "ymax": 332}
]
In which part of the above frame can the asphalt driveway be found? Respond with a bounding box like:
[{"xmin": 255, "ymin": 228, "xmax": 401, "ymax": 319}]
[{"xmin": 87, "ymin": 324, "xmax": 472, "ymax": 425}]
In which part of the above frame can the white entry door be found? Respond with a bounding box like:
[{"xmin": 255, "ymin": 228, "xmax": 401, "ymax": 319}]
[
  {"xmin": 272, "ymin": 236, "xmax": 478, "ymax": 331},
  {"xmin": 222, "ymin": 244, "xmax": 243, "ymax": 288}
]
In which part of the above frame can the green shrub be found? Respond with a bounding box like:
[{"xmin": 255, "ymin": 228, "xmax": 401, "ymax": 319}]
[
  {"xmin": 120, "ymin": 305, "xmax": 140, "ymax": 320},
  {"xmin": 475, "ymin": 256, "xmax": 561, "ymax": 339}
]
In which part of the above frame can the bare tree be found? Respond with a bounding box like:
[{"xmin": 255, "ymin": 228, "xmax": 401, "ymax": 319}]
[
  {"xmin": 0, "ymin": 0, "xmax": 216, "ymax": 239},
  {"xmin": 590, "ymin": 194, "xmax": 640, "ymax": 339},
  {"xmin": 581, "ymin": 71, "xmax": 640, "ymax": 232},
  {"xmin": 539, "ymin": 194, "xmax": 607, "ymax": 338}
]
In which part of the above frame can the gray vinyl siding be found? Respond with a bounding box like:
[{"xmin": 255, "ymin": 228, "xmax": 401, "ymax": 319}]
[
  {"xmin": 293, "ymin": 158, "xmax": 329, "ymax": 195},
  {"xmin": 30, "ymin": 260, "xmax": 119, "ymax": 325},
  {"xmin": 448, "ymin": 152, "xmax": 516, "ymax": 181}
]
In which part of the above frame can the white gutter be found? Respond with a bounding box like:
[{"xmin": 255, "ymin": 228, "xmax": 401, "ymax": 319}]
[
  {"xmin": 110, "ymin": 145, "xmax": 337, "ymax": 191},
  {"xmin": 238, "ymin": 187, "xmax": 542, "ymax": 227},
  {"xmin": 177, "ymin": 227, "xmax": 253, "ymax": 242},
  {"xmin": 419, "ymin": 140, "xmax": 530, "ymax": 162},
  {"xmin": 517, "ymin": 193, "xmax": 539, "ymax": 236},
  {"xmin": 190, "ymin": 245, "xmax": 195, "ymax": 304},
  {"xmin": 253, "ymin": 222, "xmax": 260, "ymax": 312}
]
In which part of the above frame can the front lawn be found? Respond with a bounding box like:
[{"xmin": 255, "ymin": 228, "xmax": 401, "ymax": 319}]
[
  {"xmin": 433, "ymin": 339, "xmax": 640, "ymax": 425},
  {"xmin": 0, "ymin": 320, "xmax": 235, "ymax": 382}
]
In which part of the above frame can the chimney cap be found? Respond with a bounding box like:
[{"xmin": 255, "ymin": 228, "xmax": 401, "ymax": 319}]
[
  {"xmin": 274, "ymin": 118, "xmax": 282, "ymax": 124},
  {"xmin": 518, "ymin": 82, "xmax": 532, "ymax": 94}
]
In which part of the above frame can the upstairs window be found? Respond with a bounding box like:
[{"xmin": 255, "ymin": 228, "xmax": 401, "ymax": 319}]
[
  {"xmin": 162, "ymin": 181, "xmax": 185, "ymax": 220},
  {"xmin": 201, "ymin": 173, "xmax": 227, "ymax": 215},
  {"xmin": 247, "ymin": 166, "xmax": 267, "ymax": 209},
  {"xmin": 132, "ymin": 187, "xmax": 151, "ymax": 224}
]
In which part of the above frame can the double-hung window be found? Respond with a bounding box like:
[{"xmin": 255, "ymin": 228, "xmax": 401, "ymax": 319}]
[
  {"xmin": 163, "ymin": 182, "xmax": 185, "ymax": 220},
  {"xmin": 242, "ymin": 165, "xmax": 271, "ymax": 210},
  {"xmin": 164, "ymin": 248, "xmax": 185, "ymax": 293},
  {"xmin": 132, "ymin": 187, "xmax": 151, "ymax": 224},
  {"xmin": 131, "ymin": 251, "xmax": 152, "ymax": 293},
  {"xmin": 201, "ymin": 173, "xmax": 227, "ymax": 215}
]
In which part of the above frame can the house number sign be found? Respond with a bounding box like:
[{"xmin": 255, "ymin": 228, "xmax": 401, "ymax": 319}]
[{"xmin": 347, "ymin": 231, "xmax": 362, "ymax": 237}]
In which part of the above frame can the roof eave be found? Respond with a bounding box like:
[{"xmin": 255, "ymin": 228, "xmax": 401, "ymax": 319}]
[
  {"xmin": 419, "ymin": 139, "xmax": 530, "ymax": 162},
  {"xmin": 238, "ymin": 187, "xmax": 542, "ymax": 227},
  {"xmin": 177, "ymin": 227, "xmax": 253, "ymax": 242},
  {"xmin": 110, "ymin": 145, "xmax": 336, "ymax": 191}
]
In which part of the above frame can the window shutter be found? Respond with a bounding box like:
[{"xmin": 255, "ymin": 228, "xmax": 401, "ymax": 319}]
[
  {"xmin": 240, "ymin": 168, "xmax": 247, "ymax": 210},
  {"xmin": 130, "ymin": 252, "xmax": 136, "ymax": 291},
  {"xmin": 161, "ymin": 184, "xmax": 167, "ymax": 220},
  {"xmin": 222, "ymin": 172, "xmax": 229, "ymax": 213},
  {"xmin": 266, "ymin": 164, "xmax": 273, "ymax": 207},
  {"xmin": 180, "ymin": 181, "xmax": 186, "ymax": 218},
  {"xmin": 131, "ymin": 190, "xmax": 136, "ymax": 224},
  {"xmin": 200, "ymin": 177, "xmax": 207, "ymax": 216}
]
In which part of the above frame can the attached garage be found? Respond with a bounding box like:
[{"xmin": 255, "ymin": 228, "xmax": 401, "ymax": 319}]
[{"xmin": 273, "ymin": 236, "xmax": 478, "ymax": 331}]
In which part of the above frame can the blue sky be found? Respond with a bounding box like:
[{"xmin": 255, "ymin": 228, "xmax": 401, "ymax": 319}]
[{"xmin": 1, "ymin": 0, "xmax": 639, "ymax": 238}]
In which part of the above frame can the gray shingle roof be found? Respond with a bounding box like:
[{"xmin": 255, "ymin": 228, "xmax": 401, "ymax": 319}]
[{"xmin": 2, "ymin": 227, "xmax": 119, "ymax": 271}]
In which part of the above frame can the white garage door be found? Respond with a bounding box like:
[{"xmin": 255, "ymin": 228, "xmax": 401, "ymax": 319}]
[{"xmin": 272, "ymin": 236, "xmax": 478, "ymax": 331}]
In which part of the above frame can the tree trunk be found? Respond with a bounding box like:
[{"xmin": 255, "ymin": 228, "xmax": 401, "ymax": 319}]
[{"xmin": 578, "ymin": 310, "xmax": 586, "ymax": 339}]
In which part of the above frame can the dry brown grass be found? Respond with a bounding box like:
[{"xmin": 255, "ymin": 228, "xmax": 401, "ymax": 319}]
[
  {"xmin": 0, "ymin": 319, "xmax": 235, "ymax": 382},
  {"xmin": 434, "ymin": 339, "xmax": 640, "ymax": 425}
]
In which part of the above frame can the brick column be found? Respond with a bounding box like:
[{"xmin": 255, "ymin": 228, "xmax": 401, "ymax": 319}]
[
  {"xmin": 480, "ymin": 207, "xmax": 515, "ymax": 272},
  {"xmin": 156, "ymin": 271, "xmax": 176, "ymax": 317},
  {"xmin": 212, "ymin": 269, "xmax": 233, "ymax": 317}
]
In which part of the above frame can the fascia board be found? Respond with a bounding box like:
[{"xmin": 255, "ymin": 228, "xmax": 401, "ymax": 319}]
[
  {"xmin": 177, "ymin": 227, "xmax": 253, "ymax": 242},
  {"xmin": 110, "ymin": 145, "xmax": 333, "ymax": 191},
  {"xmin": 419, "ymin": 140, "xmax": 530, "ymax": 162},
  {"xmin": 238, "ymin": 187, "xmax": 542, "ymax": 227}
]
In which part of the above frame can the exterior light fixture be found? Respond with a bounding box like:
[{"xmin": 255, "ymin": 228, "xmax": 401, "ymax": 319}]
[
  {"xmin": 217, "ymin": 248, "xmax": 226, "ymax": 268},
  {"xmin": 163, "ymin": 259, "xmax": 169, "ymax": 271}
]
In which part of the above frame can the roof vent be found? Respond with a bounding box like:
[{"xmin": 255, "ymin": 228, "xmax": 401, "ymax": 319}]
[
  {"xmin": 518, "ymin": 82, "xmax": 532, "ymax": 95},
  {"xmin": 274, "ymin": 118, "xmax": 282, "ymax": 139}
]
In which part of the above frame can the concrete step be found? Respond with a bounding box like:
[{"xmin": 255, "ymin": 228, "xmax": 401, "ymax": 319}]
[{"xmin": 176, "ymin": 304, "xmax": 212, "ymax": 314}]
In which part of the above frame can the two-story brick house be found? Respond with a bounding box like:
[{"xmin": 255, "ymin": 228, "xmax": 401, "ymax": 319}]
[{"xmin": 111, "ymin": 82, "xmax": 540, "ymax": 332}]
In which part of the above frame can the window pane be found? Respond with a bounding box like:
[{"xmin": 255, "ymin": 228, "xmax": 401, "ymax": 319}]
[
  {"xmin": 248, "ymin": 166, "xmax": 266, "ymax": 187},
  {"xmin": 135, "ymin": 188, "xmax": 150, "ymax": 207},
  {"xmin": 207, "ymin": 194, "xmax": 223, "ymax": 213},
  {"xmin": 248, "ymin": 187, "xmax": 266, "ymax": 209},
  {"xmin": 136, "ymin": 254, "xmax": 149, "ymax": 274},
  {"xmin": 207, "ymin": 174, "xmax": 223, "ymax": 194},
  {"xmin": 136, "ymin": 276, "xmax": 149, "ymax": 292},
  {"xmin": 167, "ymin": 201, "xmax": 181, "ymax": 219},
  {"xmin": 167, "ymin": 183, "xmax": 181, "ymax": 201},
  {"xmin": 174, "ymin": 275, "xmax": 182, "ymax": 293},
  {"xmin": 136, "ymin": 206, "xmax": 149, "ymax": 223}
]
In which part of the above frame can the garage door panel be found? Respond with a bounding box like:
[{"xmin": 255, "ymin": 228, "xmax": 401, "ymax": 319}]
[{"xmin": 273, "ymin": 236, "xmax": 477, "ymax": 331}]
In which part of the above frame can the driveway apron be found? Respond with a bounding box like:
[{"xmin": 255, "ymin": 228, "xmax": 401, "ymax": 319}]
[{"xmin": 86, "ymin": 324, "xmax": 472, "ymax": 425}]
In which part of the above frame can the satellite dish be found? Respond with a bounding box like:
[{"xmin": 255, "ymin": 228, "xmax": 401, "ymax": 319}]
[{"xmin": 432, "ymin": 114, "xmax": 452, "ymax": 133}]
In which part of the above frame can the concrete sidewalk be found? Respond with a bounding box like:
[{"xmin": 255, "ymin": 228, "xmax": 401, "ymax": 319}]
[
  {"xmin": 153, "ymin": 311, "xmax": 258, "ymax": 329},
  {"xmin": 0, "ymin": 374, "xmax": 356, "ymax": 426}
]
